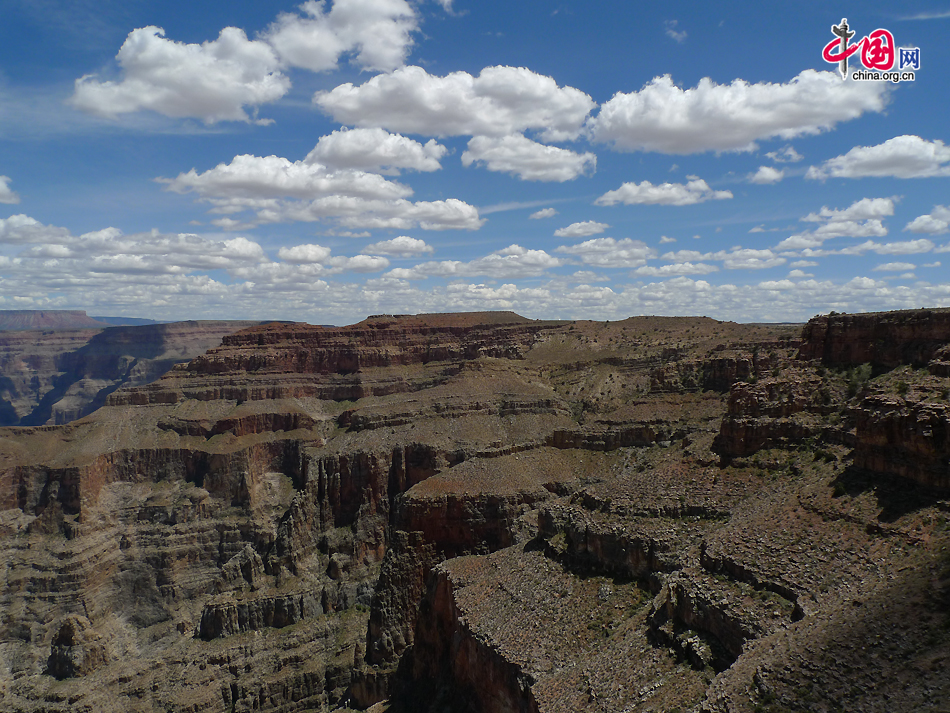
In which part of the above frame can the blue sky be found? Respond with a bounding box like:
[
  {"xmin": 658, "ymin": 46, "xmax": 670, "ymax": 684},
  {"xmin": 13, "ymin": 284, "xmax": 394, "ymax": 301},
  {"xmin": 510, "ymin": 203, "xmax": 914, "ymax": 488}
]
[{"xmin": 1, "ymin": 0, "xmax": 948, "ymax": 324}]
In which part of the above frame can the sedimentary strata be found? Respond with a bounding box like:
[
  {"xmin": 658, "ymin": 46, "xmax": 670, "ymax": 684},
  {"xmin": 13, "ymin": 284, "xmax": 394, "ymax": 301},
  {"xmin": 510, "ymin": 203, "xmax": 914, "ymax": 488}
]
[{"xmin": 0, "ymin": 310, "xmax": 947, "ymax": 712}]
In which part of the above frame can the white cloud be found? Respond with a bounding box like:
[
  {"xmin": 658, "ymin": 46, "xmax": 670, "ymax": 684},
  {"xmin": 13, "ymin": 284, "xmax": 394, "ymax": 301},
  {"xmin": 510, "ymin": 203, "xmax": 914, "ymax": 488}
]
[
  {"xmin": 0, "ymin": 176, "xmax": 20, "ymax": 204},
  {"xmin": 720, "ymin": 248, "xmax": 785, "ymax": 270},
  {"xmin": 749, "ymin": 166, "xmax": 784, "ymax": 184},
  {"xmin": 806, "ymin": 135, "xmax": 950, "ymax": 180},
  {"xmin": 0, "ymin": 214, "xmax": 72, "ymax": 244},
  {"xmin": 905, "ymin": 206, "xmax": 950, "ymax": 235},
  {"xmin": 801, "ymin": 197, "xmax": 896, "ymax": 223},
  {"xmin": 787, "ymin": 269, "xmax": 813, "ymax": 278},
  {"xmin": 314, "ymin": 65, "xmax": 596, "ymax": 142},
  {"xmin": 461, "ymin": 134, "xmax": 596, "ymax": 181},
  {"xmin": 278, "ymin": 244, "xmax": 333, "ymax": 263},
  {"xmin": 776, "ymin": 197, "xmax": 895, "ymax": 250},
  {"xmin": 305, "ymin": 128, "xmax": 446, "ymax": 174},
  {"xmin": 529, "ymin": 208, "xmax": 558, "ymax": 219},
  {"xmin": 664, "ymin": 20, "xmax": 686, "ymax": 43},
  {"xmin": 555, "ymin": 237, "xmax": 657, "ymax": 268},
  {"xmin": 3, "ymin": 216, "xmax": 269, "ymax": 280},
  {"xmin": 257, "ymin": 243, "xmax": 390, "ymax": 274},
  {"xmin": 273, "ymin": 196, "xmax": 485, "ymax": 230},
  {"xmin": 161, "ymin": 153, "xmax": 411, "ymax": 201},
  {"xmin": 873, "ymin": 262, "xmax": 916, "ymax": 272},
  {"xmin": 210, "ymin": 217, "xmax": 258, "ymax": 231},
  {"xmin": 765, "ymin": 145, "xmax": 803, "ymax": 163},
  {"xmin": 634, "ymin": 262, "xmax": 717, "ymax": 276},
  {"xmin": 330, "ymin": 254, "xmax": 390, "ymax": 272},
  {"xmin": 659, "ymin": 235, "xmax": 676, "ymax": 244},
  {"xmin": 844, "ymin": 239, "xmax": 935, "ymax": 255},
  {"xmin": 71, "ymin": 27, "xmax": 289, "ymax": 124},
  {"xmin": 791, "ymin": 260, "xmax": 818, "ymax": 268},
  {"xmin": 659, "ymin": 246, "xmax": 785, "ymax": 270},
  {"xmin": 553, "ymin": 221, "xmax": 609, "ymax": 238},
  {"xmin": 398, "ymin": 244, "xmax": 562, "ymax": 279},
  {"xmin": 595, "ymin": 178, "xmax": 732, "ymax": 206},
  {"xmin": 362, "ymin": 235, "xmax": 433, "ymax": 256},
  {"xmin": 564, "ymin": 270, "xmax": 610, "ymax": 283},
  {"xmin": 158, "ymin": 152, "xmax": 483, "ymax": 231},
  {"xmin": 588, "ymin": 70, "xmax": 888, "ymax": 154},
  {"xmin": 263, "ymin": 0, "xmax": 417, "ymax": 73}
]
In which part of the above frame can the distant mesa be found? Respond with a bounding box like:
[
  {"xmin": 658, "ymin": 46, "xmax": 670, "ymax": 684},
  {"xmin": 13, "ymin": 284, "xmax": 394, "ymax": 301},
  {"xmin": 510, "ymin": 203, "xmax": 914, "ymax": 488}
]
[{"xmin": 0, "ymin": 310, "xmax": 111, "ymax": 331}]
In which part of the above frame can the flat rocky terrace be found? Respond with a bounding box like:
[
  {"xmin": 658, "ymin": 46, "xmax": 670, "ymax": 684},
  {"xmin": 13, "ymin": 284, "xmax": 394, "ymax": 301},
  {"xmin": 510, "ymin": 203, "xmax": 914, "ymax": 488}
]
[{"xmin": 0, "ymin": 310, "xmax": 948, "ymax": 712}]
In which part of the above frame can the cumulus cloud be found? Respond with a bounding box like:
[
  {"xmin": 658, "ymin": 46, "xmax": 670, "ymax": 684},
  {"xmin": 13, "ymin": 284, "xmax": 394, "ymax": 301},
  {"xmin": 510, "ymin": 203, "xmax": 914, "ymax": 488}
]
[
  {"xmin": 159, "ymin": 153, "xmax": 483, "ymax": 231},
  {"xmin": 873, "ymin": 262, "xmax": 916, "ymax": 272},
  {"xmin": 263, "ymin": 0, "xmax": 417, "ymax": 73},
  {"xmin": 314, "ymin": 65, "xmax": 596, "ymax": 141},
  {"xmin": 395, "ymin": 244, "xmax": 562, "ymax": 280},
  {"xmin": 278, "ymin": 243, "xmax": 333, "ymax": 263},
  {"xmin": 2, "ymin": 215, "xmax": 269, "ymax": 281},
  {"xmin": 162, "ymin": 153, "xmax": 411, "ymax": 201},
  {"xmin": 659, "ymin": 235, "xmax": 676, "ymax": 244},
  {"xmin": 840, "ymin": 239, "xmax": 935, "ymax": 256},
  {"xmin": 529, "ymin": 208, "xmax": 558, "ymax": 219},
  {"xmin": 595, "ymin": 178, "xmax": 732, "ymax": 206},
  {"xmin": 634, "ymin": 262, "xmax": 717, "ymax": 276},
  {"xmin": 719, "ymin": 248, "xmax": 785, "ymax": 270},
  {"xmin": 553, "ymin": 221, "xmax": 609, "ymax": 238},
  {"xmin": 0, "ymin": 214, "xmax": 72, "ymax": 244},
  {"xmin": 659, "ymin": 246, "xmax": 785, "ymax": 270},
  {"xmin": 776, "ymin": 197, "xmax": 895, "ymax": 250},
  {"xmin": 0, "ymin": 176, "xmax": 20, "ymax": 204},
  {"xmin": 765, "ymin": 145, "xmax": 803, "ymax": 163},
  {"xmin": 806, "ymin": 135, "xmax": 950, "ymax": 180},
  {"xmin": 801, "ymin": 197, "xmax": 896, "ymax": 223},
  {"xmin": 749, "ymin": 166, "xmax": 784, "ymax": 184},
  {"xmin": 361, "ymin": 235, "xmax": 433, "ymax": 256},
  {"xmin": 305, "ymin": 128, "xmax": 447, "ymax": 174},
  {"xmin": 555, "ymin": 237, "xmax": 657, "ymax": 268},
  {"xmin": 588, "ymin": 70, "xmax": 888, "ymax": 154},
  {"xmin": 904, "ymin": 206, "xmax": 950, "ymax": 235},
  {"xmin": 461, "ymin": 134, "xmax": 596, "ymax": 181},
  {"xmin": 71, "ymin": 27, "xmax": 289, "ymax": 124},
  {"xmin": 272, "ymin": 196, "xmax": 485, "ymax": 230}
]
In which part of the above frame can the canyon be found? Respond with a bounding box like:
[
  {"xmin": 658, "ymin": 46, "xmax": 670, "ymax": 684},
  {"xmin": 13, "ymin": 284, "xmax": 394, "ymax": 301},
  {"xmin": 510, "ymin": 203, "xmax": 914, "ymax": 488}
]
[
  {"xmin": 0, "ymin": 308, "xmax": 948, "ymax": 712},
  {"xmin": 0, "ymin": 316, "xmax": 265, "ymax": 427}
]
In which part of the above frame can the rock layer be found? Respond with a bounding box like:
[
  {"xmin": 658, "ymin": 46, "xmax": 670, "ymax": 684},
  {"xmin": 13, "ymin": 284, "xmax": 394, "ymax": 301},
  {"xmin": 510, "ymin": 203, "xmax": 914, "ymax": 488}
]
[{"xmin": 0, "ymin": 309, "xmax": 948, "ymax": 713}]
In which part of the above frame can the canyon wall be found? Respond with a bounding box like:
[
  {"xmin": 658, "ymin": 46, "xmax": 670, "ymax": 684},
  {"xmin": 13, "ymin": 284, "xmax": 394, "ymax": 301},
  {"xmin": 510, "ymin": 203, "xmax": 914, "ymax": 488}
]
[{"xmin": 0, "ymin": 310, "xmax": 947, "ymax": 713}]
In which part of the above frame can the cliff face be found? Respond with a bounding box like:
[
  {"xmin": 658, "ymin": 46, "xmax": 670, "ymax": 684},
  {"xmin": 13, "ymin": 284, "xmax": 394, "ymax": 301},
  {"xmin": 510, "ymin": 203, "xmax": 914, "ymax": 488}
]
[
  {"xmin": 798, "ymin": 308, "xmax": 950, "ymax": 367},
  {"xmin": 0, "ymin": 320, "xmax": 264, "ymax": 427},
  {"xmin": 0, "ymin": 310, "xmax": 949, "ymax": 713},
  {"xmin": 717, "ymin": 308, "xmax": 950, "ymax": 489}
]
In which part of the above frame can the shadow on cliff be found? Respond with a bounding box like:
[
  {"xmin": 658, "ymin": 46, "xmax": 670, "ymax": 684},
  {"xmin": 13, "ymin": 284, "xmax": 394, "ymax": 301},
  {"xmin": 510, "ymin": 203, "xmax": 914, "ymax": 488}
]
[
  {"xmin": 19, "ymin": 324, "xmax": 177, "ymax": 426},
  {"xmin": 748, "ymin": 536, "xmax": 950, "ymax": 711},
  {"xmin": 0, "ymin": 374, "xmax": 23, "ymax": 426},
  {"xmin": 831, "ymin": 466, "xmax": 945, "ymax": 523}
]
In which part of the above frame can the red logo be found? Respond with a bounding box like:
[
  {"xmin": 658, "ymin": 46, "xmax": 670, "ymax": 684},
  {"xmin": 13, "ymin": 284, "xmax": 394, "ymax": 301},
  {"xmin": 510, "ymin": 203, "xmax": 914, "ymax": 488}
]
[{"xmin": 823, "ymin": 19, "xmax": 896, "ymax": 78}]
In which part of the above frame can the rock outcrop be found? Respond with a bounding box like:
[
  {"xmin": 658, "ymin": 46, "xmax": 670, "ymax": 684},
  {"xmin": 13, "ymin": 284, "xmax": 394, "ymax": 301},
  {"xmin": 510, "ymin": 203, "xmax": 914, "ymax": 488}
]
[{"xmin": 798, "ymin": 307, "xmax": 950, "ymax": 367}]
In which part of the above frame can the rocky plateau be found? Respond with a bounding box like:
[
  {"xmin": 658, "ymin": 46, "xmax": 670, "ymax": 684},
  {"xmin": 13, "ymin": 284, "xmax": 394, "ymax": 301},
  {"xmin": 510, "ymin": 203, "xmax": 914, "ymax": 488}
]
[{"xmin": 0, "ymin": 308, "xmax": 948, "ymax": 713}]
